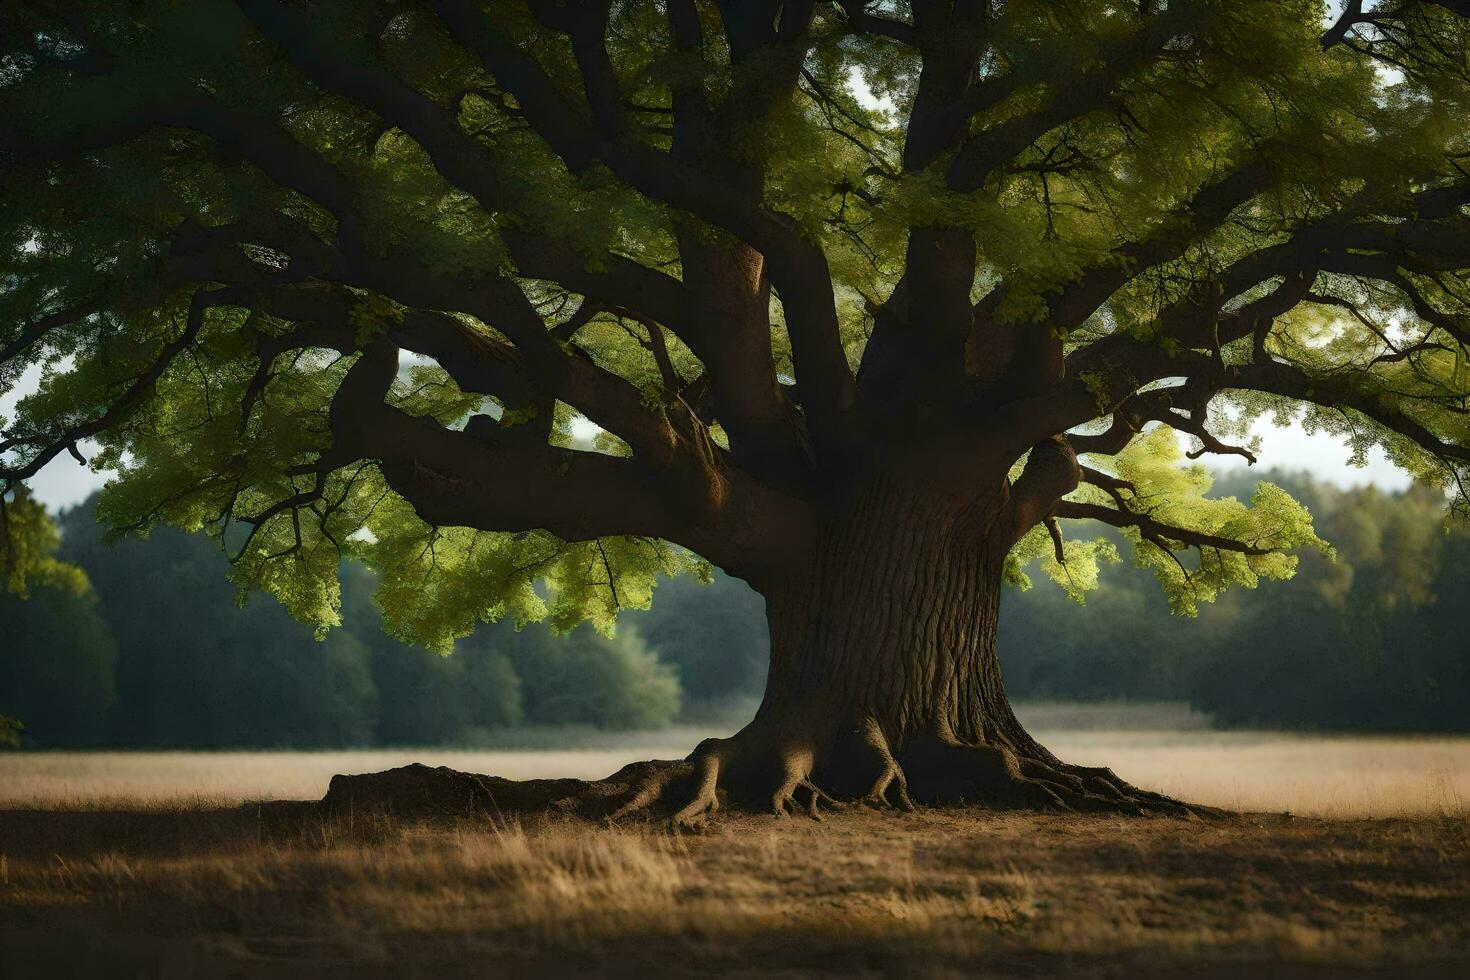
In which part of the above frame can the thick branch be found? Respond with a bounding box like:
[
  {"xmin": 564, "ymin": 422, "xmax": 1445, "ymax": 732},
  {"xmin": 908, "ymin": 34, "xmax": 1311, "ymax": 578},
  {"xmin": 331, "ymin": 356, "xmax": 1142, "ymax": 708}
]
[
  {"xmin": 1006, "ymin": 436, "xmax": 1081, "ymax": 543},
  {"xmin": 1220, "ymin": 360, "xmax": 1470, "ymax": 467},
  {"xmin": 1032, "ymin": 157, "xmax": 1281, "ymax": 334},
  {"xmin": 834, "ymin": 1, "xmax": 916, "ymax": 45},
  {"xmin": 321, "ymin": 344, "xmax": 815, "ymax": 583},
  {"xmin": 1, "ymin": 303, "xmax": 98, "ymax": 363},
  {"xmin": 228, "ymin": 1, "xmax": 817, "ymax": 473}
]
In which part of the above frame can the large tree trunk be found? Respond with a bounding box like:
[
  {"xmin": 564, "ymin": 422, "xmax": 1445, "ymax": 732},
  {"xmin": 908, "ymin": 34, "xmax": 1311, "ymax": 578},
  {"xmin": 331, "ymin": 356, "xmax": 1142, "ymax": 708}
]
[
  {"xmin": 758, "ymin": 473, "xmax": 1038, "ymax": 762},
  {"xmin": 637, "ymin": 472, "xmax": 1202, "ymax": 823},
  {"xmin": 323, "ymin": 474, "xmax": 1206, "ymax": 824}
]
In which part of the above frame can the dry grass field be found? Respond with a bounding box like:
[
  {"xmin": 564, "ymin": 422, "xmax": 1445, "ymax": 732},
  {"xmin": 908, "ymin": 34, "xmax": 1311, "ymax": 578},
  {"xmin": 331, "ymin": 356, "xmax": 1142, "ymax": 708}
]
[
  {"xmin": 1, "ymin": 806, "xmax": 1468, "ymax": 979},
  {"xmin": 3, "ymin": 716, "xmax": 1469, "ymax": 978}
]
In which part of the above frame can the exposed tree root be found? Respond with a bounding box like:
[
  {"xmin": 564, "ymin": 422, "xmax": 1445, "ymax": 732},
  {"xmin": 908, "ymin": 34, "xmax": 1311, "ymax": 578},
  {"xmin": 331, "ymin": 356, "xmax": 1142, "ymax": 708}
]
[
  {"xmin": 896, "ymin": 738, "xmax": 1213, "ymax": 819},
  {"xmin": 320, "ymin": 718, "xmax": 1223, "ymax": 827}
]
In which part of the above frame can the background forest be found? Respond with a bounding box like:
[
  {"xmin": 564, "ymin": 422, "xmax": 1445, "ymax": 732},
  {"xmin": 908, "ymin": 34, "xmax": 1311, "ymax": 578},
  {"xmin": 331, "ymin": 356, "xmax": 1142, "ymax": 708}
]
[{"xmin": 4, "ymin": 469, "xmax": 1467, "ymax": 748}]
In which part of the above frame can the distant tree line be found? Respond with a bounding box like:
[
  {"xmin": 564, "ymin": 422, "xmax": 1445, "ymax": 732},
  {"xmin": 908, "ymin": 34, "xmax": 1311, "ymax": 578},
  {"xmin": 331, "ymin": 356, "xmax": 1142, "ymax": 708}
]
[
  {"xmin": 3, "ymin": 474, "xmax": 1467, "ymax": 747},
  {"xmin": 999, "ymin": 470, "xmax": 1470, "ymax": 732},
  {"xmin": 0, "ymin": 497, "xmax": 762, "ymax": 748}
]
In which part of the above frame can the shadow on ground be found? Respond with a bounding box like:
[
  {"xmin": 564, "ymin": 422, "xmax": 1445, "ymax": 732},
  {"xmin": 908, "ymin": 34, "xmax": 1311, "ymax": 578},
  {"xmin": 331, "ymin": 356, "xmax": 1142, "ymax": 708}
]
[{"xmin": 2, "ymin": 801, "xmax": 1468, "ymax": 979}]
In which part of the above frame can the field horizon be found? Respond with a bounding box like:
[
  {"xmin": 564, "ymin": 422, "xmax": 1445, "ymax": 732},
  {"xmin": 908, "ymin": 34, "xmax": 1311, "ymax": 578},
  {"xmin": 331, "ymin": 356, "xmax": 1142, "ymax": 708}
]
[{"xmin": 4, "ymin": 701, "xmax": 1468, "ymax": 819}]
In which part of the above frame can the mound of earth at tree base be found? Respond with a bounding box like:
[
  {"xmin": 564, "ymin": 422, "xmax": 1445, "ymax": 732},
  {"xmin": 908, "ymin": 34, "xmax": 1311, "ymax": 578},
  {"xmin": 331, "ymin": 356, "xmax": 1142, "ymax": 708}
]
[
  {"xmin": 318, "ymin": 756, "xmax": 1222, "ymax": 825},
  {"xmin": 320, "ymin": 760, "xmax": 698, "ymax": 821}
]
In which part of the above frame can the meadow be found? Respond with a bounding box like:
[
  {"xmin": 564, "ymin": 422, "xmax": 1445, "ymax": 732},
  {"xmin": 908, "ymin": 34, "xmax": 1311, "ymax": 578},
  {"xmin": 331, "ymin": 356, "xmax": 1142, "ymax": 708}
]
[{"xmin": 3, "ymin": 706, "xmax": 1469, "ymax": 978}]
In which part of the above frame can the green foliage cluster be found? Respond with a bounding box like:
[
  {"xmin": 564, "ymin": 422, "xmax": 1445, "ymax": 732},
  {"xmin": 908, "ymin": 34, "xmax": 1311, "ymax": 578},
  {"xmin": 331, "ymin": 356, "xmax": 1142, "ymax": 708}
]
[
  {"xmin": 0, "ymin": 0, "xmax": 722, "ymax": 647},
  {"xmin": 1008, "ymin": 426, "xmax": 1330, "ymax": 612}
]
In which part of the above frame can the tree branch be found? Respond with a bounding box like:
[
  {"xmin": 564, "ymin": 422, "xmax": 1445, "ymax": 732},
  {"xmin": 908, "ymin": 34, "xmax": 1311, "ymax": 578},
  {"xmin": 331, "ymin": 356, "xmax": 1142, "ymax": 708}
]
[
  {"xmin": 947, "ymin": 5, "xmax": 1191, "ymax": 193},
  {"xmin": 1054, "ymin": 500, "xmax": 1273, "ymax": 556},
  {"xmin": 318, "ymin": 344, "xmax": 815, "ymax": 584},
  {"xmin": 833, "ymin": 1, "xmax": 916, "ymax": 45},
  {"xmin": 425, "ymin": 0, "xmax": 855, "ymax": 456},
  {"xmin": 1006, "ymin": 436, "xmax": 1081, "ymax": 544},
  {"xmin": 1220, "ymin": 360, "xmax": 1470, "ymax": 467},
  {"xmin": 1, "ymin": 286, "xmax": 252, "ymax": 488}
]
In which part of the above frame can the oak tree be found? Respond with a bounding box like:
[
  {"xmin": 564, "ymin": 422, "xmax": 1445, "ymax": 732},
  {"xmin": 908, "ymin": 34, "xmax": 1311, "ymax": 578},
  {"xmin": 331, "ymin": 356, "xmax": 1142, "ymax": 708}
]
[{"xmin": 4, "ymin": 0, "xmax": 1470, "ymax": 818}]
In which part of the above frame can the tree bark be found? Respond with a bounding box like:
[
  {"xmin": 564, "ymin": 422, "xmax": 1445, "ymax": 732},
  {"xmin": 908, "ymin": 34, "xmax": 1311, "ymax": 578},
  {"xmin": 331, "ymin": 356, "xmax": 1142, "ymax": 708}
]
[{"xmin": 758, "ymin": 472, "xmax": 1041, "ymax": 765}]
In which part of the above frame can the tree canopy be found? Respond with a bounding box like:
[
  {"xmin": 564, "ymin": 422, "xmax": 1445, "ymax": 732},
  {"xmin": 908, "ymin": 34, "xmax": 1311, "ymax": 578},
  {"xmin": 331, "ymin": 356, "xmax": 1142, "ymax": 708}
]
[{"xmin": 3, "ymin": 1, "xmax": 1470, "ymax": 646}]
